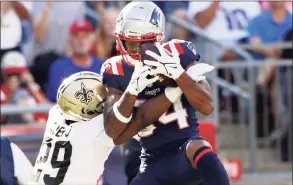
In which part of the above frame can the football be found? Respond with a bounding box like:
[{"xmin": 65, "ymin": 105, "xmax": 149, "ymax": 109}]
[{"xmin": 140, "ymin": 42, "xmax": 177, "ymax": 87}]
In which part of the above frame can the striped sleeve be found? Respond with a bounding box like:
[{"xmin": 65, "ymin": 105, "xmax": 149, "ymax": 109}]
[
  {"xmin": 101, "ymin": 57, "xmax": 124, "ymax": 90},
  {"xmin": 164, "ymin": 39, "xmax": 200, "ymax": 69}
]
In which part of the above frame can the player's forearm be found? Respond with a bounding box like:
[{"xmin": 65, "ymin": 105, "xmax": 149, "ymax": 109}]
[
  {"xmin": 195, "ymin": 1, "xmax": 219, "ymax": 28},
  {"xmin": 34, "ymin": 6, "xmax": 51, "ymax": 42},
  {"xmin": 113, "ymin": 94, "xmax": 173, "ymax": 145},
  {"xmin": 176, "ymin": 73, "xmax": 214, "ymax": 115},
  {"xmin": 116, "ymin": 92, "xmax": 137, "ymax": 117},
  {"xmin": 27, "ymin": 85, "xmax": 49, "ymax": 104},
  {"xmin": 104, "ymin": 92, "xmax": 137, "ymax": 139},
  {"xmin": 10, "ymin": 2, "xmax": 30, "ymax": 20}
]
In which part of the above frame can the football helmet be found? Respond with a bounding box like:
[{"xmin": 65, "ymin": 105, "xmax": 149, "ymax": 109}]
[
  {"xmin": 56, "ymin": 71, "xmax": 106, "ymax": 121},
  {"xmin": 115, "ymin": 1, "xmax": 165, "ymax": 58}
]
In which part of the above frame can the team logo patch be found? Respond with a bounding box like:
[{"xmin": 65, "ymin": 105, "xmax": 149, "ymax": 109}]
[
  {"xmin": 74, "ymin": 82, "xmax": 94, "ymax": 104},
  {"xmin": 149, "ymin": 8, "xmax": 161, "ymax": 27},
  {"xmin": 187, "ymin": 42, "xmax": 197, "ymax": 56}
]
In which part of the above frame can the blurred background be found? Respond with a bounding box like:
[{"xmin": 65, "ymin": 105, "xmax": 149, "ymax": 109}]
[{"xmin": 1, "ymin": 1, "xmax": 292, "ymax": 185}]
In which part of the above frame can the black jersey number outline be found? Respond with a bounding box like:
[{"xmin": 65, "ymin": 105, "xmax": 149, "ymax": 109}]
[{"xmin": 43, "ymin": 141, "xmax": 72, "ymax": 185}]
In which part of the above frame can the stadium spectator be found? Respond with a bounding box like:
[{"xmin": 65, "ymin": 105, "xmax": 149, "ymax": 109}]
[
  {"xmin": 260, "ymin": 1, "xmax": 292, "ymax": 13},
  {"xmin": 85, "ymin": 1, "xmax": 104, "ymax": 28},
  {"xmin": 187, "ymin": 1, "xmax": 261, "ymax": 61},
  {"xmin": 46, "ymin": 20, "xmax": 104, "ymax": 102},
  {"xmin": 1, "ymin": 137, "xmax": 33, "ymax": 185},
  {"xmin": 187, "ymin": 2, "xmax": 261, "ymax": 44},
  {"xmin": 28, "ymin": 2, "xmax": 86, "ymax": 65},
  {"xmin": 1, "ymin": 51, "xmax": 48, "ymax": 124},
  {"xmin": 247, "ymin": 1, "xmax": 292, "ymax": 86},
  {"xmin": 0, "ymin": 1, "xmax": 32, "ymax": 67},
  {"xmin": 248, "ymin": 0, "xmax": 292, "ymax": 102},
  {"xmin": 247, "ymin": 1, "xmax": 292, "ymax": 137},
  {"xmin": 28, "ymin": 2, "xmax": 87, "ymax": 90},
  {"xmin": 90, "ymin": 8, "xmax": 120, "ymax": 59}
]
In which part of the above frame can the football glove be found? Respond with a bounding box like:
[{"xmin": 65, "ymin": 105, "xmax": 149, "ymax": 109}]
[
  {"xmin": 186, "ymin": 63, "xmax": 215, "ymax": 82},
  {"xmin": 144, "ymin": 42, "xmax": 185, "ymax": 80},
  {"xmin": 126, "ymin": 62, "xmax": 159, "ymax": 96}
]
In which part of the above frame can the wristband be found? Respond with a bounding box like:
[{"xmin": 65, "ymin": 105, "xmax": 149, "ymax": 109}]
[
  {"xmin": 165, "ymin": 87, "xmax": 183, "ymax": 103},
  {"xmin": 113, "ymin": 102, "xmax": 132, "ymax": 123}
]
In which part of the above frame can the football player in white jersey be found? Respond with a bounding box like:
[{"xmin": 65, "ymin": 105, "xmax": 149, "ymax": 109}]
[{"xmin": 30, "ymin": 71, "xmax": 114, "ymax": 185}]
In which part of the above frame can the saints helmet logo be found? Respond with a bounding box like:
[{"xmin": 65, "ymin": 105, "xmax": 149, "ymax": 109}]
[{"xmin": 74, "ymin": 82, "xmax": 94, "ymax": 104}]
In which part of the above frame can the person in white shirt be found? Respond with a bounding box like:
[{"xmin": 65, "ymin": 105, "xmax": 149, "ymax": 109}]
[
  {"xmin": 30, "ymin": 71, "xmax": 115, "ymax": 185},
  {"xmin": 187, "ymin": 1, "xmax": 261, "ymax": 60},
  {"xmin": 1, "ymin": 137, "xmax": 33, "ymax": 185},
  {"xmin": 188, "ymin": 1, "xmax": 261, "ymax": 42},
  {"xmin": 0, "ymin": 2, "xmax": 32, "ymax": 59}
]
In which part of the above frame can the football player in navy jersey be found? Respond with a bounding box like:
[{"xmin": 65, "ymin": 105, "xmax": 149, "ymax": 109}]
[{"xmin": 101, "ymin": 2, "xmax": 230, "ymax": 185}]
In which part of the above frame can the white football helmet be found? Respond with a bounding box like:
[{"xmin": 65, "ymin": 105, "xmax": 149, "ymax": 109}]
[
  {"xmin": 115, "ymin": 1, "xmax": 165, "ymax": 57},
  {"xmin": 56, "ymin": 71, "xmax": 106, "ymax": 121}
]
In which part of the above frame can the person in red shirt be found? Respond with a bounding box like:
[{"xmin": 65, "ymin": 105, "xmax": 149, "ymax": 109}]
[{"xmin": 1, "ymin": 51, "xmax": 49, "ymax": 124}]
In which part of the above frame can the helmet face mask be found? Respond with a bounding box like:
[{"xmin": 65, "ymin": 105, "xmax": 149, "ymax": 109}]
[
  {"xmin": 115, "ymin": 2, "xmax": 165, "ymax": 61},
  {"xmin": 56, "ymin": 72, "xmax": 106, "ymax": 121}
]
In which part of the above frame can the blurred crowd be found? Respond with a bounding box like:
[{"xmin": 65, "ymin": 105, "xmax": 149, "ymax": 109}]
[
  {"xmin": 0, "ymin": 2, "xmax": 292, "ymax": 184},
  {"xmin": 1, "ymin": 1, "xmax": 292, "ymax": 140}
]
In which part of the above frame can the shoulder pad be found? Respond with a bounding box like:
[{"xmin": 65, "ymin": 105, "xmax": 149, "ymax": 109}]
[
  {"xmin": 163, "ymin": 39, "xmax": 185, "ymax": 55},
  {"xmin": 163, "ymin": 39, "xmax": 200, "ymax": 69},
  {"xmin": 101, "ymin": 56, "xmax": 124, "ymax": 76}
]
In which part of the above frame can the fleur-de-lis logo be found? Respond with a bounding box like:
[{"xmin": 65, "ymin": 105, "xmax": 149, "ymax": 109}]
[{"xmin": 74, "ymin": 82, "xmax": 94, "ymax": 104}]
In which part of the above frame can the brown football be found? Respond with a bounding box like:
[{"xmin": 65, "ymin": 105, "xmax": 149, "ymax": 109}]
[{"xmin": 140, "ymin": 42, "xmax": 177, "ymax": 87}]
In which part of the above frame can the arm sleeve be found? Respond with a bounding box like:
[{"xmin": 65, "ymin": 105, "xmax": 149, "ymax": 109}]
[
  {"xmin": 164, "ymin": 40, "xmax": 200, "ymax": 69},
  {"xmin": 101, "ymin": 61, "xmax": 122, "ymax": 90},
  {"xmin": 187, "ymin": 2, "xmax": 213, "ymax": 22},
  {"xmin": 11, "ymin": 142, "xmax": 33, "ymax": 185},
  {"xmin": 179, "ymin": 41, "xmax": 201, "ymax": 69}
]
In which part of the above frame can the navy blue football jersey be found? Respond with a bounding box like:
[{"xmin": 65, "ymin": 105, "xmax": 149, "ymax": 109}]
[{"xmin": 102, "ymin": 39, "xmax": 201, "ymax": 154}]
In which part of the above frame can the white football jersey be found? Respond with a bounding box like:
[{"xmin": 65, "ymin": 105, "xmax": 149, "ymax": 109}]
[
  {"xmin": 30, "ymin": 105, "xmax": 114, "ymax": 185},
  {"xmin": 188, "ymin": 2, "xmax": 261, "ymax": 41}
]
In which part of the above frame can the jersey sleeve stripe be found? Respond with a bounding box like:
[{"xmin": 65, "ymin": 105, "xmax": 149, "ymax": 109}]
[
  {"xmin": 110, "ymin": 60, "xmax": 119, "ymax": 75},
  {"xmin": 164, "ymin": 43, "xmax": 184, "ymax": 55},
  {"xmin": 107, "ymin": 63, "xmax": 114, "ymax": 75},
  {"xmin": 174, "ymin": 43, "xmax": 184, "ymax": 55},
  {"xmin": 116, "ymin": 60, "xmax": 125, "ymax": 76}
]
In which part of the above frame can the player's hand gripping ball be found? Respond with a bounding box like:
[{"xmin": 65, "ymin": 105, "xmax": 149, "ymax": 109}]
[{"xmin": 140, "ymin": 42, "xmax": 177, "ymax": 87}]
